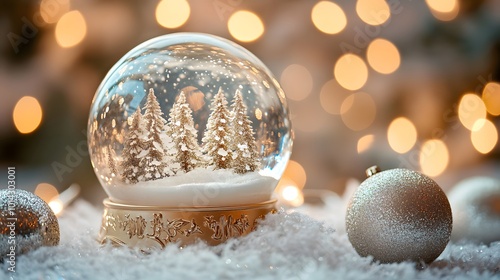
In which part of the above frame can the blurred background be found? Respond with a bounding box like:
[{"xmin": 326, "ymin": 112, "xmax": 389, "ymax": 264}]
[{"xmin": 0, "ymin": 0, "xmax": 499, "ymax": 208}]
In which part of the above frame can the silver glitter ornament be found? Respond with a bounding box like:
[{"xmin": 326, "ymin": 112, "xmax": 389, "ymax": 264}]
[
  {"xmin": 346, "ymin": 166, "xmax": 452, "ymax": 263},
  {"xmin": 0, "ymin": 189, "xmax": 60, "ymax": 257}
]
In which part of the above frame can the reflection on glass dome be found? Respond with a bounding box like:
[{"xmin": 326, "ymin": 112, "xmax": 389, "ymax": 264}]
[{"xmin": 88, "ymin": 33, "xmax": 292, "ymax": 206}]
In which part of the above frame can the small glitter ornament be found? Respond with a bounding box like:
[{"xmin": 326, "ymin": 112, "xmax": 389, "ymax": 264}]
[
  {"xmin": 0, "ymin": 189, "xmax": 60, "ymax": 257},
  {"xmin": 448, "ymin": 176, "xmax": 500, "ymax": 243},
  {"xmin": 346, "ymin": 166, "xmax": 452, "ymax": 263}
]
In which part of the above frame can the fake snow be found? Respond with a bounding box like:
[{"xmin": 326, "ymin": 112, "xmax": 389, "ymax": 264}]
[
  {"xmin": 217, "ymin": 148, "xmax": 228, "ymax": 157},
  {"xmin": 105, "ymin": 168, "xmax": 277, "ymax": 207},
  {"xmin": 5, "ymin": 200, "xmax": 499, "ymax": 279}
]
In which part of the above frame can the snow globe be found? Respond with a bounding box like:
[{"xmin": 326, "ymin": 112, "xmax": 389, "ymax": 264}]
[{"xmin": 88, "ymin": 33, "xmax": 292, "ymax": 248}]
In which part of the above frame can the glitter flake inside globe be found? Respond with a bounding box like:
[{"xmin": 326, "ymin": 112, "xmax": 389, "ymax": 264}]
[{"xmin": 88, "ymin": 33, "xmax": 292, "ymax": 207}]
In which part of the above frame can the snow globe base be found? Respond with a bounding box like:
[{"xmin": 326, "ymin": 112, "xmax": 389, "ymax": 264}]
[{"xmin": 99, "ymin": 198, "xmax": 276, "ymax": 249}]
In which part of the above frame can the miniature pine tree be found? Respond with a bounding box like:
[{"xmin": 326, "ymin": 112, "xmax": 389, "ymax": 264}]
[
  {"xmin": 167, "ymin": 91, "xmax": 204, "ymax": 173},
  {"xmin": 107, "ymin": 146, "xmax": 117, "ymax": 178},
  {"xmin": 202, "ymin": 87, "xmax": 232, "ymax": 169},
  {"xmin": 121, "ymin": 108, "xmax": 146, "ymax": 183},
  {"xmin": 141, "ymin": 88, "xmax": 168, "ymax": 181},
  {"xmin": 230, "ymin": 90, "xmax": 260, "ymax": 173}
]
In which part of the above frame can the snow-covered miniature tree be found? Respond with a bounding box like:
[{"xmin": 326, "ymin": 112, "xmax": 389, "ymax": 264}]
[
  {"xmin": 202, "ymin": 87, "xmax": 233, "ymax": 169},
  {"xmin": 230, "ymin": 90, "xmax": 260, "ymax": 174},
  {"xmin": 141, "ymin": 88, "xmax": 169, "ymax": 181},
  {"xmin": 107, "ymin": 146, "xmax": 117, "ymax": 178},
  {"xmin": 121, "ymin": 108, "xmax": 146, "ymax": 183},
  {"xmin": 167, "ymin": 91, "xmax": 204, "ymax": 173}
]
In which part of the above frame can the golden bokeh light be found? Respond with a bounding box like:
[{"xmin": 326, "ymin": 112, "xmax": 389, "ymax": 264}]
[
  {"xmin": 334, "ymin": 54, "xmax": 368, "ymax": 91},
  {"xmin": 419, "ymin": 139, "xmax": 449, "ymax": 177},
  {"xmin": 311, "ymin": 1, "xmax": 347, "ymax": 35},
  {"xmin": 281, "ymin": 185, "xmax": 304, "ymax": 207},
  {"xmin": 284, "ymin": 160, "xmax": 307, "ymax": 189},
  {"xmin": 471, "ymin": 119, "xmax": 498, "ymax": 154},
  {"xmin": 340, "ymin": 92, "xmax": 376, "ymax": 131},
  {"xmin": 482, "ymin": 82, "xmax": 500, "ymax": 116},
  {"xmin": 228, "ymin": 10, "xmax": 264, "ymax": 42},
  {"xmin": 357, "ymin": 134, "xmax": 375, "ymax": 154},
  {"xmin": 425, "ymin": 0, "xmax": 459, "ymax": 21},
  {"xmin": 49, "ymin": 199, "xmax": 64, "ymax": 216},
  {"xmin": 35, "ymin": 183, "xmax": 59, "ymax": 203},
  {"xmin": 40, "ymin": 0, "xmax": 70, "ymax": 24},
  {"xmin": 13, "ymin": 96, "xmax": 43, "ymax": 134},
  {"xmin": 387, "ymin": 117, "xmax": 417, "ymax": 154},
  {"xmin": 280, "ymin": 64, "xmax": 313, "ymax": 101},
  {"xmin": 155, "ymin": 0, "xmax": 190, "ymax": 29},
  {"xmin": 367, "ymin": 38, "xmax": 400, "ymax": 74},
  {"xmin": 356, "ymin": 0, "xmax": 391, "ymax": 26},
  {"xmin": 55, "ymin": 10, "xmax": 87, "ymax": 48},
  {"xmin": 458, "ymin": 93, "xmax": 487, "ymax": 131},
  {"xmin": 319, "ymin": 79, "xmax": 351, "ymax": 115}
]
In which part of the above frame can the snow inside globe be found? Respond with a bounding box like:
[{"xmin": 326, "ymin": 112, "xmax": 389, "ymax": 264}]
[{"xmin": 88, "ymin": 33, "xmax": 292, "ymax": 207}]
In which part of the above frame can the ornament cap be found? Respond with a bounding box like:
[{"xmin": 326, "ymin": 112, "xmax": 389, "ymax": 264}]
[{"xmin": 365, "ymin": 165, "xmax": 381, "ymax": 177}]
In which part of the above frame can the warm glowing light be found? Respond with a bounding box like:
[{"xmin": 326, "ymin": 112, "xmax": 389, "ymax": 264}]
[
  {"xmin": 419, "ymin": 139, "xmax": 449, "ymax": 177},
  {"xmin": 281, "ymin": 185, "xmax": 304, "ymax": 207},
  {"xmin": 334, "ymin": 54, "xmax": 368, "ymax": 91},
  {"xmin": 40, "ymin": 0, "xmax": 70, "ymax": 24},
  {"xmin": 311, "ymin": 1, "xmax": 347, "ymax": 34},
  {"xmin": 280, "ymin": 64, "xmax": 313, "ymax": 101},
  {"xmin": 387, "ymin": 117, "xmax": 417, "ymax": 154},
  {"xmin": 49, "ymin": 199, "xmax": 64, "ymax": 216},
  {"xmin": 458, "ymin": 93, "xmax": 487, "ymax": 131},
  {"xmin": 357, "ymin": 134, "xmax": 375, "ymax": 154},
  {"xmin": 155, "ymin": 0, "xmax": 190, "ymax": 29},
  {"xmin": 35, "ymin": 183, "xmax": 58, "ymax": 203},
  {"xmin": 319, "ymin": 79, "xmax": 351, "ymax": 115},
  {"xmin": 55, "ymin": 10, "xmax": 87, "ymax": 48},
  {"xmin": 482, "ymin": 82, "xmax": 500, "ymax": 116},
  {"xmin": 367, "ymin": 38, "xmax": 400, "ymax": 74},
  {"xmin": 13, "ymin": 96, "xmax": 43, "ymax": 134},
  {"xmin": 471, "ymin": 119, "xmax": 498, "ymax": 154},
  {"xmin": 425, "ymin": 0, "xmax": 459, "ymax": 21},
  {"xmin": 228, "ymin": 10, "xmax": 264, "ymax": 42},
  {"xmin": 356, "ymin": 0, "xmax": 391, "ymax": 26},
  {"xmin": 340, "ymin": 92, "xmax": 376, "ymax": 131},
  {"xmin": 284, "ymin": 160, "xmax": 307, "ymax": 189}
]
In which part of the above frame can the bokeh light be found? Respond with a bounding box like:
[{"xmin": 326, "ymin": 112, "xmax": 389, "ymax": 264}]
[
  {"xmin": 155, "ymin": 0, "xmax": 190, "ymax": 29},
  {"xmin": 482, "ymin": 82, "xmax": 500, "ymax": 116},
  {"xmin": 334, "ymin": 54, "xmax": 368, "ymax": 91},
  {"xmin": 55, "ymin": 10, "xmax": 87, "ymax": 48},
  {"xmin": 387, "ymin": 117, "xmax": 417, "ymax": 154},
  {"xmin": 340, "ymin": 92, "xmax": 376, "ymax": 131},
  {"xmin": 280, "ymin": 64, "xmax": 313, "ymax": 101},
  {"xmin": 419, "ymin": 139, "xmax": 449, "ymax": 177},
  {"xmin": 284, "ymin": 160, "xmax": 307, "ymax": 189},
  {"xmin": 425, "ymin": 0, "xmax": 459, "ymax": 21},
  {"xmin": 48, "ymin": 199, "xmax": 64, "ymax": 216},
  {"xmin": 471, "ymin": 119, "xmax": 498, "ymax": 154},
  {"xmin": 356, "ymin": 0, "xmax": 391, "ymax": 26},
  {"xmin": 13, "ymin": 96, "xmax": 43, "ymax": 134},
  {"xmin": 357, "ymin": 134, "xmax": 375, "ymax": 154},
  {"xmin": 458, "ymin": 93, "xmax": 487, "ymax": 131},
  {"xmin": 367, "ymin": 38, "xmax": 400, "ymax": 74},
  {"xmin": 35, "ymin": 183, "xmax": 59, "ymax": 203},
  {"xmin": 228, "ymin": 10, "xmax": 264, "ymax": 42},
  {"xmin": 319, "ymin": 79, "xmax": 351, "ymax": 115},
  {"xmin": 311, "ymin": 1, "xmax": 347, "ymax": 35},
  {"xmin": 40, "ymin": 0, "xmax": 70, "ymax": 24},
  {"xmin": 281, "ymin": 185, "xmax": 304, "ymax": 207}
]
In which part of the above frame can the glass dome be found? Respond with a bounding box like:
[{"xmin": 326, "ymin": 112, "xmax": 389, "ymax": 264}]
[{"xmin": 88, "ymin": 33, "xmax": 292, "ymax": 207}]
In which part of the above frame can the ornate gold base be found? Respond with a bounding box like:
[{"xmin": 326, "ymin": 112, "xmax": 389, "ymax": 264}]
[{"xmin": 99, "ymin": 199, "xmax": 276, "ymax": 250}]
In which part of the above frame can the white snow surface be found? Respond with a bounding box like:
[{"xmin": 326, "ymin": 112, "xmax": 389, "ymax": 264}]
[
  {"xmin": 3, "ymin": 199, "xmax": 499, "ymax": 280},
  {"xmin": 105, "ymin": 168, "xmax": 277, "ymax": 206}
]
